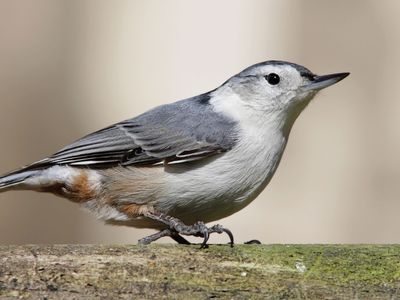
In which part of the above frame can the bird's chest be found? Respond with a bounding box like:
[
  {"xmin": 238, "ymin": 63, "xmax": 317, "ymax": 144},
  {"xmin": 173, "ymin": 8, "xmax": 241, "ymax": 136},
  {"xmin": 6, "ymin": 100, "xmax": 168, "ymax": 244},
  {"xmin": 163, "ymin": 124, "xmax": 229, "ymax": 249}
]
[
  {"xmin": 160, "ymin": 127, "xmax": 287, "ymax": 223},
  {"xmin": 219, "ymin": 128, "xmax": 287, "ymax": 204}
]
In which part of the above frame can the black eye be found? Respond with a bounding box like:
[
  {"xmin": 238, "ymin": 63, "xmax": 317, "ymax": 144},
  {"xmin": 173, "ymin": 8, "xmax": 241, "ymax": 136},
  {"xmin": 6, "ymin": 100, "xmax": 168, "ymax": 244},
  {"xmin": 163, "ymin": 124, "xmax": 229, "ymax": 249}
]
[{"xmin": 265, "ymin": 73, "xmax": 280, "ymax": 85}]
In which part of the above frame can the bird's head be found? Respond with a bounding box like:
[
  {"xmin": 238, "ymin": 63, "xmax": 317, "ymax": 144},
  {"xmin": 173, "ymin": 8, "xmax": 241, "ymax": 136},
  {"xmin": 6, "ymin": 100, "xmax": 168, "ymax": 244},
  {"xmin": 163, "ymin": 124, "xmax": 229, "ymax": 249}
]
[{"xmin": 212, "ymin": 60, "xmax": 349, "ymax": 133}]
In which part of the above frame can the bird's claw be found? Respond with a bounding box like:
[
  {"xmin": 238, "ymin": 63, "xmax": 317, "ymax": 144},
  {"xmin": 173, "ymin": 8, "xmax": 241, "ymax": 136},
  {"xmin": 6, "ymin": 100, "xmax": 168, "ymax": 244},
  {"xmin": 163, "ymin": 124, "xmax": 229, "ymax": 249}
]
[
  {"xmin": 170, "ymin": 220, "xmax": 234, "ymax": 248},
  {"xmin": 139, "ymin": 212, "xmax": 235, "ymax": 248}
]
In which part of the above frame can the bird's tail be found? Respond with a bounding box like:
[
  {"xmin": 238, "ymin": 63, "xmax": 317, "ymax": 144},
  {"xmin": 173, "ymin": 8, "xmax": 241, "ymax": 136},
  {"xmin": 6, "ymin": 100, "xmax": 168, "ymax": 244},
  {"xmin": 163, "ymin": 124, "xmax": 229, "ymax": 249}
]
[{"xmin": 0, "ymin": 169, "xmax": 41, "ymax": 192}]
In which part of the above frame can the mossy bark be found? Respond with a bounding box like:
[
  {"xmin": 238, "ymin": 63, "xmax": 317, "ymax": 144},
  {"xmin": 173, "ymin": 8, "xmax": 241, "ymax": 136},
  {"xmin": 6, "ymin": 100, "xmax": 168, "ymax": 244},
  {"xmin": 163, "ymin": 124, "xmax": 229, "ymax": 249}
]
[{"xmin": 1, "ymin": 244, "xmax": 400, "ymax": 299}]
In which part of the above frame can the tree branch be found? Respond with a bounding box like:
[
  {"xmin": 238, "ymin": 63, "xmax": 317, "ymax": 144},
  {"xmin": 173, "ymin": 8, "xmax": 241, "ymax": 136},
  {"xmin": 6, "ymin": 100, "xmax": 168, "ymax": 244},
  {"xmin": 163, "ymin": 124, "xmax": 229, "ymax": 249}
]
[{"xmin": 0, "ymin": 244, "xmax": 399, "ymax": 299}]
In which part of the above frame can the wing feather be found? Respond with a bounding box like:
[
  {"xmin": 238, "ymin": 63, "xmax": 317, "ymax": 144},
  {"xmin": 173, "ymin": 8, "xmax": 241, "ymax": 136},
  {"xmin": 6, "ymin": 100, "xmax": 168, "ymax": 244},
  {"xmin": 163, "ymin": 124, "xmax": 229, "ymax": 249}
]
[{"xmin": 24, "ymin": 93, "xmax": 238, "ymax": 170}]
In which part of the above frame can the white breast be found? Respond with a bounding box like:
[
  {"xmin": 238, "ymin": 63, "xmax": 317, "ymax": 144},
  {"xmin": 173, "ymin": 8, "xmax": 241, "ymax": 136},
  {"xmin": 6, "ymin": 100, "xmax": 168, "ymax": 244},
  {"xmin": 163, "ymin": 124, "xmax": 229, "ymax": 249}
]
[{"xmin": 156, "ymin": 90, "xmax": 289, "ymax": 224}]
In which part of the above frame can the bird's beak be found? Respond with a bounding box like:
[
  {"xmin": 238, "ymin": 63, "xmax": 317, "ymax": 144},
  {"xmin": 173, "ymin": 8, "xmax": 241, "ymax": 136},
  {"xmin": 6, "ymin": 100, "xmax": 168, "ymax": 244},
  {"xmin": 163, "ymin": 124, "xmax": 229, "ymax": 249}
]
[{"xmin": 301, "ymin": 72, "xmax": 350, "ymax": 91}]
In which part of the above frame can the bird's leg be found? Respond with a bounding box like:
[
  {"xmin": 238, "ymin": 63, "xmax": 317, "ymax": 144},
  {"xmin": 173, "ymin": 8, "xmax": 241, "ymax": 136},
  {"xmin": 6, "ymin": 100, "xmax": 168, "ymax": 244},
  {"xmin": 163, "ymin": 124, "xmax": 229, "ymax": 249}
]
[
  {"xmin": 138, "ymin": 228, "xmax": 174, "ymax": 245},
  {"xmin": 140, "ymin": 212, "xmax": 234, "ymax": 248},
  {"xmin": 170, "ymin": 232, "xmax": 191, "ymax": 245},
  {"xmin": 137, "ymin": 228, "xmax": 190, "ymax": 245}
]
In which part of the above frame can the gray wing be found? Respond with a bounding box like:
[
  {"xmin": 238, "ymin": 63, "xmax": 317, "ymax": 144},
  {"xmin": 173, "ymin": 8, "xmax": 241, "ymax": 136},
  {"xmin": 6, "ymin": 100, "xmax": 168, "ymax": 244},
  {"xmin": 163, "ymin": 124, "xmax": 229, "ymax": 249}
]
[{"xmin": 27, "ymin": 93, "xmax": 238, "ymax": 169}]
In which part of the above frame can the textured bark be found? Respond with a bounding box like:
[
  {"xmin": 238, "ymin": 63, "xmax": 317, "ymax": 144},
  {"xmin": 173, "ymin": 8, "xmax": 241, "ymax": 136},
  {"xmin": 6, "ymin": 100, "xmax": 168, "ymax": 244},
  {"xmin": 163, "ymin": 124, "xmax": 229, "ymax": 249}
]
[{"xmin": 0, "ymin": 244, "xmax": 400, "ymax": 299}]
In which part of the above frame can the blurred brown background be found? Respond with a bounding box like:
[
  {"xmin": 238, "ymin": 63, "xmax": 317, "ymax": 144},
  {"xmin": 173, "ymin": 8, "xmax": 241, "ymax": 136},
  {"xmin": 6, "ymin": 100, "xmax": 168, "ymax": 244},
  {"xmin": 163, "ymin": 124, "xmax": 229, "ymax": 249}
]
[{"xmin": 0, "ymin": 0, "xmax": 399, "ymax": 244}]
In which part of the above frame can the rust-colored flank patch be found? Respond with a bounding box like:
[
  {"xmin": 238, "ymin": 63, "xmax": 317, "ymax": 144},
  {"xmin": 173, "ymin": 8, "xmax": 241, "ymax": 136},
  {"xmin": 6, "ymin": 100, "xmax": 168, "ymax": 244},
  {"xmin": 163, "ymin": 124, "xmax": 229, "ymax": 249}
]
[{"xmin": 69, "ymin": 172, "xmax": 97, "ymax": 203}]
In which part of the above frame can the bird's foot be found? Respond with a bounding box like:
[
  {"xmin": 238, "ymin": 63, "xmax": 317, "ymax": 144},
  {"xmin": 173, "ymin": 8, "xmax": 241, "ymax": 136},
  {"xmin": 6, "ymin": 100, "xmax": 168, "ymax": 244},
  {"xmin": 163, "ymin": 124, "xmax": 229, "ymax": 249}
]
[
  {"xmin": 138, "ymin": 228, "xmax": 191, "ymax": 245},
  {"xmin": 138, "ymin": 212, "xmax": 234, "ymax": 248},
  {"xmin": 175, "ymin": 221, "xmax": 234, "ymax": 248}
]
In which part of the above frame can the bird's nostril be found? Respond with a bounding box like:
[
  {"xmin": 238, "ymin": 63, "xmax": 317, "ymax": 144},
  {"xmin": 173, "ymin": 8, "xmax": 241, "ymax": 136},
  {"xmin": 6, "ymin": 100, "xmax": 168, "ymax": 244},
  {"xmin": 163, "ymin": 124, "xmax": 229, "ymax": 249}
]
[{"xmin": 300, "ymin": 72, "xmax": 316, "ymax": 81}]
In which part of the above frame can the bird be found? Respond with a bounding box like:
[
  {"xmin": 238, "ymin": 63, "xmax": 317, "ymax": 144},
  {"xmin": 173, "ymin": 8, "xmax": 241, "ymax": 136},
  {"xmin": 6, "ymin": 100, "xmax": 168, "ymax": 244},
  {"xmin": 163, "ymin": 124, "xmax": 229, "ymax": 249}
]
[{"xmin": 0, "ymin": 60, "xmax": 349, "ymax": 247}]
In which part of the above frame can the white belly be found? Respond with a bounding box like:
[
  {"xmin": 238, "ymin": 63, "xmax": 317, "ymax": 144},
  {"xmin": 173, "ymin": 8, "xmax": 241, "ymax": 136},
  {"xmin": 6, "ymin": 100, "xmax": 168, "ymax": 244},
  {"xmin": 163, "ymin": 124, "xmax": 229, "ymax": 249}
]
[{"xmin": 156, "ymin": 130, "xmax": 288, "ymax": 224}]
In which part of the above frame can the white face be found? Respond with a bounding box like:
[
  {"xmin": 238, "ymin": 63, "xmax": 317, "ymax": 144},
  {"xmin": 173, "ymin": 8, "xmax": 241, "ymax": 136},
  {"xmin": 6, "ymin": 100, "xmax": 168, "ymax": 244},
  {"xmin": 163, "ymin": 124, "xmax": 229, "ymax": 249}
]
[
  {"xmin": 211, "ymin": 61, "xmax": 348, "ymax": 131},
  {"xmin": 227, "ymin": 64, "xmax": 317, "ymax": 112}
]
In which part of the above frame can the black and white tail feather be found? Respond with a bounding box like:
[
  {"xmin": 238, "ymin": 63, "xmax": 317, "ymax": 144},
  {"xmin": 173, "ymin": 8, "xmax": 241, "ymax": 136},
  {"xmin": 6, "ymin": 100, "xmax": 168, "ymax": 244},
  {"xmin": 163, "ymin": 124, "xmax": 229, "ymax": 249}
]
[{"xmin": 0, "ymin": 169, "xmax": 40, "ymax": 191}]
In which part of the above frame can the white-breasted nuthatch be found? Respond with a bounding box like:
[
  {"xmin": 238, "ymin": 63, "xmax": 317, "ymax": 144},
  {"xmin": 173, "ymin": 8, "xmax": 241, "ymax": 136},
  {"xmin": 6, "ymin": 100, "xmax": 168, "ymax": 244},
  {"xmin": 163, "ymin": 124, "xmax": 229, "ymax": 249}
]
[{"xmin": 0, "ymin": 60, "xmax": 349, "ymax": 247}]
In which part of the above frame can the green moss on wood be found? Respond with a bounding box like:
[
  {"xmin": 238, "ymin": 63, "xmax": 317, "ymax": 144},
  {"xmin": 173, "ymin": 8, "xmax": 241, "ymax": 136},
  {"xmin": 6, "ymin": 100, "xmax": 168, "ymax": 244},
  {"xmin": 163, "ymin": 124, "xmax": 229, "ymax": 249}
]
[{"xmin": 0, "ymin": 244, "xmax": 400, "ymax": 299}]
